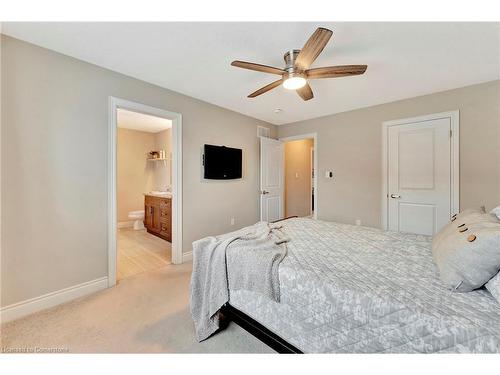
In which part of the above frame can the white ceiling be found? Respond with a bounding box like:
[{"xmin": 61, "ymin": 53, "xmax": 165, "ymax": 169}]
[
  {"xmin": 3, "ymin": 22, "xmax": 499, "ymax": 125},
  {"xmin": 117, "ymin": 109, "xmax": 171, "ymax": 133}
]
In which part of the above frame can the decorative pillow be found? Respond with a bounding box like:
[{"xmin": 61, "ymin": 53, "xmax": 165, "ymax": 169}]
[
  {"xmin": 491, "ymin": 205, "xmax": 500, "ymax": 220},
  {"xmin": 486, "ymin": 272, "xmax": 500, "ymax": 304},
  {"xmin": 432, "ymin": 217, "xmax": 500, "ymax": 292},
  {"xmin": 432, "ymin": 208, "xmax": 490, "ymax": 250}
]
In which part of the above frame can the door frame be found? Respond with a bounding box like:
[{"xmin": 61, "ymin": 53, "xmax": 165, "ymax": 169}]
[
  {"xmin": 107, "ymin": 97, "xmax": 183, "ymax": 288},
  {"xmin": 279, "ymin": 133, "xmax": 318, "ymax": 220},
  {"xmin": 381, "ymin": 111, "xmax": 459, "ymax": 231}
]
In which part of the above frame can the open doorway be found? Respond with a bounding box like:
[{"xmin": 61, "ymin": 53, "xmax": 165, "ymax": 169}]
[
  {"xmin": 115, "ymin": 109, "xmax": 172, "ymax": 281},
  {"xmin": 108, "ymin": 97, "xmax": 183, "ymax": 288},
  {"xmin": 280, "ymin": 134, "xmax": 317, "ymax": 219}
]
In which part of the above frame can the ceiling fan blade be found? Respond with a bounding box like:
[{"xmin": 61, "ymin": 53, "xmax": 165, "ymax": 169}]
[
  {"xmin": 231, "ymin": 60, "xmax": 285, "ymax": 75},
  {"xmin": 296, "ymin": 83, "xmax": 314, "ymax": 101},
  {"xmin": 295, "ymin": 27, "xmax": 333, "ymax": 71},
  {"xmin": 307, "ymin": 65, "xmax": 367, "ymax": 79},
  {"xmin": 248, "ymin": 79, "xmax": 283, "ymax": 98}
]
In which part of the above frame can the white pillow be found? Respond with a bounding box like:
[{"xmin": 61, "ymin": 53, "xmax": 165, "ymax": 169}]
[
  {"xmin": 490, "ymin": 205, "xmax": 500, "ymax": 220},
  {"xmin": 432, "ymin": 212, "xmax": 500, "ymax": 292},
  {"xmin": 432, "ymin": 208, "xmax": 490, "ymax": 250}
]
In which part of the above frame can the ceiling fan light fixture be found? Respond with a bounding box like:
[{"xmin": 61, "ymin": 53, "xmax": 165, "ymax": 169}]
[
  {"xmin": 232, "ymin": 27, "xmax": 366, "ymax": 100},
  {"xmin": 283, "ymin": 75, "xmax": 307, "ymax": 90}
]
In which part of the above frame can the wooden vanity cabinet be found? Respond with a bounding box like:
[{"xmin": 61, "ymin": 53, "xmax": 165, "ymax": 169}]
[{"xmin": 144, "ymin": 195, "xmax": 172, "ymax": 242}]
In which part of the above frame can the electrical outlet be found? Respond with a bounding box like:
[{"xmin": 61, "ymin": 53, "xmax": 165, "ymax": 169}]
[
  {"xmin": 355, "ymin": 219, "xmax": 362, "ymax": 226},
  {"xmin": 230, "ymin": 217, "xmax": 235, "ymax": 226}
]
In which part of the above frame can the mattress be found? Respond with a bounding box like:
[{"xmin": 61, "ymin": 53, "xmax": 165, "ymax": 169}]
[{"xmin": 229, "ymin": 218, "xmax": 500, "ymax": 353}]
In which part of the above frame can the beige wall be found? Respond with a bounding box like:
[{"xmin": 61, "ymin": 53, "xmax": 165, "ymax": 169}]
[
  {"xmin": 153, "ymin": 128, "xmax": 172, "ymax": 190},
  {"xmin": 278, "ymin": 80, "xmax": 500, "ymax": 228},
  {"xmin": 1, "ymin": 35, "xmax": 276, "ymax": 307},
  {"xmin": 117, "ymin": 128, "xmax": 155, "ymax": 223},
  {"xmin": 285, "ymin": 139, "xmax": 313, "ymax": 217}
]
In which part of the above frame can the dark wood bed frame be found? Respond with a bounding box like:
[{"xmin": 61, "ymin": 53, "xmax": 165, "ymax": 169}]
[
  {"xmin": 219, "ymin": 216, "xmax": 303, "ymax": 354},
  {"xmin": 219, "ymin": 304, "xmax": 303, "ymax": 353}
]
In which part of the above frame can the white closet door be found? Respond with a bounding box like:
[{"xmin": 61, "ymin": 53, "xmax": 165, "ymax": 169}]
[
  {"xmin": 260, "ymin": 137, "xmax": 284, "ymax": 222},
  {"xmin": 387, "ymin": 118, "xmax": 451, "ymax": 235}
]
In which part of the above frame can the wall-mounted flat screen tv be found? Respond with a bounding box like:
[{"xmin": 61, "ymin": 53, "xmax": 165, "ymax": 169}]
[{"xmin": 203, "ymin": 144, "xmax": 242, "ymax": 180}]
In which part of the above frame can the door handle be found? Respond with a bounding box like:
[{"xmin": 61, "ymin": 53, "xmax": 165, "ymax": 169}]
[
  {"xmin": 262, "ymin": 190, "xmax": 269, "ymax": 195},
  {"xmin": 390, "ymin": 194, "xmax": 401, "ymax": 199}
]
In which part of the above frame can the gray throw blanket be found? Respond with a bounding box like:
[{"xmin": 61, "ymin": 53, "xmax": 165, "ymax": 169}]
[{"xmin": 190, "ymin": 222, "xmax": 288, "ymax": 341}]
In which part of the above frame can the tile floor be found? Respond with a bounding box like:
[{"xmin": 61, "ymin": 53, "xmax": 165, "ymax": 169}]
[{"xmin": 117, "ymin": 228, "xmax": 171, "ymax": 281}]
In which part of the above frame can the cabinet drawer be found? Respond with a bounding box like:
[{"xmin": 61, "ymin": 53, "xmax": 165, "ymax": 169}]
[
  {"xmin": 160, "ymin": 199, "xmax": 171, "ymax": 208},
  {"xmin": 160, "ymin": 224, "xmax": 171, "ymax": 240},
  {"xmin": 145, "ymin": 195, "xmax": 160, "ymax": 205}
]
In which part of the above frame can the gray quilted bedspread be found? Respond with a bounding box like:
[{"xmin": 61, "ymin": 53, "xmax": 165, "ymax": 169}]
[{"xmin": 229, "ymin": 218, "xmax": 500, "ymax": 353}]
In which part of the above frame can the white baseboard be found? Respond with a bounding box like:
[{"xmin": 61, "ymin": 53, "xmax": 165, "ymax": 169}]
[
  {"xmin": 0, "ymin": 276, "xmax": 109, "ymax": 324},
  {"xmin": 117, "ymin": 221, "xmax": 134, "ymax": 229},
  {"xmin": 182, "ymin": 251, "xmax": 192, "ymax": 263}
]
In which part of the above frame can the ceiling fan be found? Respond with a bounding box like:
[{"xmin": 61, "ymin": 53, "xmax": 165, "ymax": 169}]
[{"xmin": 231, "ymin": 27, "xmax": 367, "ymax": 101}]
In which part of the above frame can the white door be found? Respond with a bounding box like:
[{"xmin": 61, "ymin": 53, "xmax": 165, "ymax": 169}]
[
  {"xmin": 387, "ymin": 118, "xmax": 452, "ymax": 235},
  {"xmin": 260, "ymin": 137, "xmax": 284, "ymax": 222}
]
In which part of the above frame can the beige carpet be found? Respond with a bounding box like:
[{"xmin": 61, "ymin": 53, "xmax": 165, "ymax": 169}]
[{"xmin": 0, "ymin": 263, "xmax": 274, "ymax": 353}]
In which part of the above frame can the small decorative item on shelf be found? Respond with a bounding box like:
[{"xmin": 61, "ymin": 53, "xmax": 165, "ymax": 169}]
[
  {"xmin": 148, "ymin": 150, "xmax": 170, "ymax": 161},
  {"xmin": 149, "ymin": 151, "xmax": 160, "ymax": 159}
]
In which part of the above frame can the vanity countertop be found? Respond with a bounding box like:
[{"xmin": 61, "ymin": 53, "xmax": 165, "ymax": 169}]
[{"xmin": 144, "ymin": 191, "xmax": 172, "ymax": 198}]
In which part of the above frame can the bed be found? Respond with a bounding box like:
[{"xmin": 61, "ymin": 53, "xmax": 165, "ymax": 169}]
[{"xmin": 221, "ymin": 218, "xmax": 500, "ymax": 353}]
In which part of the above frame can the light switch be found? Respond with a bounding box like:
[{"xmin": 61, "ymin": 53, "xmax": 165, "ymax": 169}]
[{"xmin": 295, "ymin": 172, "xmax": 299, "ymax": 179}]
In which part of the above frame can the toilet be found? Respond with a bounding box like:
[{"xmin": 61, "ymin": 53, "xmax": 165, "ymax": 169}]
[{"xmin": 128, "ymin": 210, "xmax": 145, "ymax": 230}]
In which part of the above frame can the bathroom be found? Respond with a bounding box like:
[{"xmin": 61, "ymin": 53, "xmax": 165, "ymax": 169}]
[{"xmin": 116, "ymin": 109, "xmax": 173, "ymax": 281}]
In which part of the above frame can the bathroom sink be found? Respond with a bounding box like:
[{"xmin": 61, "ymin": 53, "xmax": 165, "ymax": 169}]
[{"xmin": 147, "ymin": 191, "xmax": 172, "ymax": 197}]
